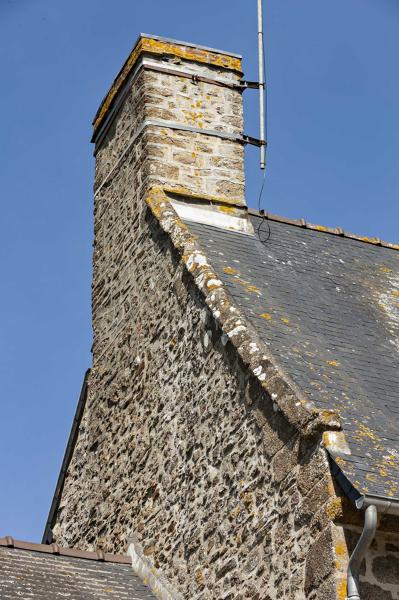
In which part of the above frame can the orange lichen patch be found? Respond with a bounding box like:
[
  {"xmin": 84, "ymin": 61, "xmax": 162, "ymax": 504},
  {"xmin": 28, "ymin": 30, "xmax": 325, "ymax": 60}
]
[
  {"xmin": 337, "ymin": 578, "xmax": 347, "ymax": 600},
  {"xmin": 334, "ymin": 540, "xmax": 347, "ymax": 558},
  {"xmin": 312, "ymin": 224, "xmax": 329, "ymax": 232},
  {"xmin": 357, "ymin": 236, "xmax": 381, "ymax": 245},
  {"xmin": 327, "ymin": 360, "xmax": 341, "ymax": 368},
  {"xmin": 232, "ymin": 277, "xmax": 261, "ymax": 294},
  {"xmin": 224, "ymin": 267, "xmax": 239, "ymax": 275},
  {"xmin": 392, "ymin": 290, "xmax": 399, "ymax": 298},
  {"xmin": 380, "ymin": 467, "xmax": 388, "ymax": 477},
  {"xmin": 93, "ymin": 36, "xmax": 242, "ymax": 134},
  {"xmin": 217, "ymin": 205, "xmax": 240, "ymax": 215},
  {"xmin": 246, "ymin": 285, "xmax": 261, "ymax": 293},
  {"xmin": 326, "ymin": 497, "xmax": 343, "ymax": 520},
  {"xmin": 260, "ymin": 313, "xmax": 272, "ymax": 321}
]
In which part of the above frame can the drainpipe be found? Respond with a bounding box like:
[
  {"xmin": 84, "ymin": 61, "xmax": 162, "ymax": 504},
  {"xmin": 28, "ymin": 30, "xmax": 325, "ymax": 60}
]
[{"xmin": 346, "ymin": 504, "xmax": 377, "ymax": 600}]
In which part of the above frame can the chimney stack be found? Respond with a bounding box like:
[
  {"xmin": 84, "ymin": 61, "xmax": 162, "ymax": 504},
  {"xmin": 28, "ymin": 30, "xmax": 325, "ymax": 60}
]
[
  {"xmin": 52, "ymin": 35, "xmax": 253, "ymax": 576},
  {"xmin": 92, "ymin": 34, "xmax": 246, "ymax": 207}
]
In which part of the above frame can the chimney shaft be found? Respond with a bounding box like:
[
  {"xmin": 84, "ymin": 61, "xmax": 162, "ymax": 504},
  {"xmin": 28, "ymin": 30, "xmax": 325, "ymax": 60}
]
[
  {"xmin": 92, "ymin": 34, "xmax": 246, "ymax": 206},
  {"xmin": 90, "ymin": 34, "xmax": 248, "ymax": 401},
  {"xmin": 51, "ymin": 35, "xmax": 251, "ymax": 570}
]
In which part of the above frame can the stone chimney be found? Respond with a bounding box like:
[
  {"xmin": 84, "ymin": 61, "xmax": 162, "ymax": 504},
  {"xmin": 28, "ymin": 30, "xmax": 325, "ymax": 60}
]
[
  {"xmin": 51, "ymin": 34, "xmax": 256, "ymax": 594},
  {"xmin": 90, "ymin": 34, "xmax": 250, "ymax": 368},
  {"xmin": 92, "ymin": 34, "xmax": 246, "ymax": 209}
]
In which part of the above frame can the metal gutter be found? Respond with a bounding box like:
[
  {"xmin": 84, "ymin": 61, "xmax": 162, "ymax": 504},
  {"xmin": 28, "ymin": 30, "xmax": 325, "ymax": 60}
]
[
  {"xmin": 42, "ymin": 370, "xmax": 90, "ymax": 544},
  {"xmin": 357, "ymin": 493, "xmax": 399, "ymax": 516}
]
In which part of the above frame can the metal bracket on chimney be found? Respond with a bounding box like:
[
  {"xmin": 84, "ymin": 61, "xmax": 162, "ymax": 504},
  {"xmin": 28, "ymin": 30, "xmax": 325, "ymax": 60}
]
[
  {"xmin": 94, "ymin": 116, "xmax": 263, "ymax": 159},
  {"xmin": 92, "ymin": 57, "xmax": 261, "ymax": 147},
  {"xmin": 93, "ymin": 119, "xmax": 263, "ymax": 197}
]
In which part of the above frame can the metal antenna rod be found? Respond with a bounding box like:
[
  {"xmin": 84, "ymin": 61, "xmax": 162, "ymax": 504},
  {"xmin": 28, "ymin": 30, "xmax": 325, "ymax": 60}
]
[{"xmin": 257, "ymin": 0, "xmax": 266, "ymax": 170}]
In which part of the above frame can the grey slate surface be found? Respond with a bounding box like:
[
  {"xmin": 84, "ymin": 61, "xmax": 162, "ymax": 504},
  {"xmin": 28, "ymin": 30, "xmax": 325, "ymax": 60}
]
[
  {"xmin": 185, "ymin": 214, "xmax": 399, "ymax": 499},
  {"xmin": 0, "ymin": 546, "xmax": 157, "ymax": 600}
]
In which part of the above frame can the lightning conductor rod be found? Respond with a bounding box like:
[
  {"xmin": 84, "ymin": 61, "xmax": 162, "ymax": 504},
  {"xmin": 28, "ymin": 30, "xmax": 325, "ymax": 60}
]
[{"xmin": 257, "ymin": 0, "xmax": 266, "ymax": 170}]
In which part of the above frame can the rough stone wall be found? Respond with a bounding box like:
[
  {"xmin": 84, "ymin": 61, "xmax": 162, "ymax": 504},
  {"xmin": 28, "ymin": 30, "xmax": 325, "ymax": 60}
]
[{"xmin": 52, "ymin": 48, "xmax": 346, "ymax": 599}]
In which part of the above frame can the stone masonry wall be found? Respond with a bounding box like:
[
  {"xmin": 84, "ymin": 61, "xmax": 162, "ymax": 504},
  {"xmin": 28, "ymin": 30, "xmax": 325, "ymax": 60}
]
[{"xmin": 52, "ymin": 45, "xmax": 346, "ymax": 599}]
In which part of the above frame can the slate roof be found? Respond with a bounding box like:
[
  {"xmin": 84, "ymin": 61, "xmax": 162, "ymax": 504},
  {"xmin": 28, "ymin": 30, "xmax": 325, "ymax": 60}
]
[
  {"xmin": 184, "ymin": 211, "xmax": 399, "ymax": 501},
  {"xmin": 0, "ymin": 537, "xmax": 156, "ymax": 600}
]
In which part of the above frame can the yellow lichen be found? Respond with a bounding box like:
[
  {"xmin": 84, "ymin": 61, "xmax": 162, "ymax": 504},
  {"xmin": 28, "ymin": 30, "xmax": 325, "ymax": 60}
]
[
  {"xmin": 337, "ymin": 578, "xmax": 347, "ymax": 600},
  {"xmin": 357, "ymin": 236, "xmax": 380, "ymax": 244},
  {"xmin": 334, "ymin": 540, "xmax": 347, "ymax": 558},
  {"xmin": 326, "ymin": 497, "xmax": 343, "ymax": 520},
  {"xmin": 357, "ymin": 424, "xmax": 377, "ymax": 441},
  {"xmin": 224, "ymin": 267, "xmax": 239, "ymax": 275},
  {"xmin": 246, "ymin": 285, "xmax": 261, "ymax": 293},
  {"xmin": 327, "ymin": 360, "xmax": 341, "ymax": 368},
  {"xmin": 195, "ymin": 570, "xmax": 205, "ymax": 586},
  {"xmin": 217, "ymin": 205, "xmax": 239, "ymax": 215},
  {"xmin": 260, "ymin": 313, "xmax": 272, "ymax": 321}
]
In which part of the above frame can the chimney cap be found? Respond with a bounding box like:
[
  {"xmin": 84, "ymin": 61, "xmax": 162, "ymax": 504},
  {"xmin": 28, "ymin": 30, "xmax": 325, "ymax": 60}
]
[{"xmin": 138, "ymin": 33, "xmax": 242, "ymax": 59}]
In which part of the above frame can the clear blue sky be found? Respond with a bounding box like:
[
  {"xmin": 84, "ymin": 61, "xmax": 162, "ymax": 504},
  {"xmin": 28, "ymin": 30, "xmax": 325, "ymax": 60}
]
[{"xmin": 1, "ymin": 0, "xmax": 398, "ymax": 542}]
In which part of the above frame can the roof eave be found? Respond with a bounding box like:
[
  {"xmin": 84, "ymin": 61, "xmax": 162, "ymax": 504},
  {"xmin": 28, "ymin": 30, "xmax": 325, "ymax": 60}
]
[{"xmin": 330, "ymin": 456, "xmax": 399, "ymax": 516}]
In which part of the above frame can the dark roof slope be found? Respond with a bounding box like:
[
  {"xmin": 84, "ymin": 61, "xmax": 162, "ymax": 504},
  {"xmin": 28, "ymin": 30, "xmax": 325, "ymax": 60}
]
[
  {"xmin": 185, "ymin": 213, "xmax": 399, "ymax": 500},
  {"xmin": 0, "ymin": 537, "xmax": 156, "ymax": 600}
]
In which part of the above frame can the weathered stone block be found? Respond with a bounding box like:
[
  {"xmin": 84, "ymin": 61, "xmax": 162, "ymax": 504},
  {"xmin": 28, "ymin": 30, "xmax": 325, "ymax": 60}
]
[{"xmin": 373, "ymin": 555, "xmax": 399, "ymax": 584}]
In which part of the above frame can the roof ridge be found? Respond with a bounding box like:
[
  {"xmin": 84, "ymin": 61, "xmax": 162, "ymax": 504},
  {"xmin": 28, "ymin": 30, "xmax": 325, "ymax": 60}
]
[
  {"xmin": 248, "ymin": 208, "xmax": 399, "ymax": 251},
  {"xmin": 0, "ymin": 536, "xmax": 131, "ymax": 565}
]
